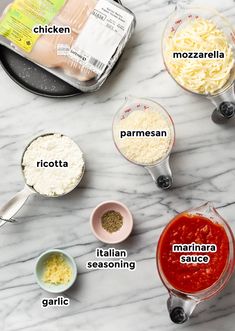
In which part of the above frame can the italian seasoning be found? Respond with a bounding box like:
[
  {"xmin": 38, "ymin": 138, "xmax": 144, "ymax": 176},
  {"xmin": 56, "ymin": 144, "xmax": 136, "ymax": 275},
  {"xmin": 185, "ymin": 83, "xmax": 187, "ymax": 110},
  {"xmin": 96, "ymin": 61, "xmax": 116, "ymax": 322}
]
[{"xmin": 101, "ymin": 210, "xmax": 123, "ymax": 233}]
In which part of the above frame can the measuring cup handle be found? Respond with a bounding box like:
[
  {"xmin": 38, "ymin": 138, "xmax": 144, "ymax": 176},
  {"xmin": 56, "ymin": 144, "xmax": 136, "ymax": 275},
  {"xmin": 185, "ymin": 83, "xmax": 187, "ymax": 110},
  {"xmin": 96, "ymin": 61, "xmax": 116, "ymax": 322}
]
[
  {"xmin": 209, "ymin": 84, "xmax": 235, "ymax": 123},
  {"xmin": 145, "ymin": 157, "xmax": 173, "ymax": 190},
  {"xmin": 167, "ymin": 292, "xmax": 198, "ymax": 324},
  {"xmin": 212, "ymin": 102, "xmax": 235, "ymax": 123},
  {"xmin": 0, "ymin": 185, "xmax": 34, "ymax": 227}
]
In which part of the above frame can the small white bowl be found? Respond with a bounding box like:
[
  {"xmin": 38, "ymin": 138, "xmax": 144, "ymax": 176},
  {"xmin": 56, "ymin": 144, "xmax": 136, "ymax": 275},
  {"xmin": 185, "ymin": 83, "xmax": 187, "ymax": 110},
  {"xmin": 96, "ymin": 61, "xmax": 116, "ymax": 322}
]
[{"xmin": 35, "ymin": 249, "xmax": 77, "ymax": 293}]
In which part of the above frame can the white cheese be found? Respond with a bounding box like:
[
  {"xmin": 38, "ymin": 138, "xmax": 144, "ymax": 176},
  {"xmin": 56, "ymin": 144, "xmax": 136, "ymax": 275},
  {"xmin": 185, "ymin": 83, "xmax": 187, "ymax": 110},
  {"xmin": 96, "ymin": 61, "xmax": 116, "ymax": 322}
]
[
  {"xmin": 164, "ymin": 18, "xmax": 234, "ymax": 94},
  {"xmin": 114, "ymin": 109, "xmax": 173, "ymax": 166},
  {"xmin": 22, "ymin": 134, "xmax": 85, "ymax": 197}
]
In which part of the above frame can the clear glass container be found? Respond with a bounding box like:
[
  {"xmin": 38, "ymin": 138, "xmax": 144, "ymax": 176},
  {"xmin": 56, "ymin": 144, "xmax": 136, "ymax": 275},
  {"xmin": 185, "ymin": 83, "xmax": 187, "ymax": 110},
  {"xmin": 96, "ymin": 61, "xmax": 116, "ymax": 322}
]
[
  {"xmin": 162, "ymin": 3, "xmax": 235, "ymax": 123},
  {"xmin": 156, "ymin": 202, "xmax": 235, "ymax": 324},
  {"xmin": 113, "ymin": 97, "xmax": 175, "ymax": 190}
]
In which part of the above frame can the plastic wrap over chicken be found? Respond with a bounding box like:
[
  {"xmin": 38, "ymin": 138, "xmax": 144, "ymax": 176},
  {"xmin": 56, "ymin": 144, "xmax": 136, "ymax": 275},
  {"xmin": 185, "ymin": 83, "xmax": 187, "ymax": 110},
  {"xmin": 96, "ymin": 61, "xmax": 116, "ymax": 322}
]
[{"xmin": 0, "ymin": 0, "xmax": 136, "ymax": 92}]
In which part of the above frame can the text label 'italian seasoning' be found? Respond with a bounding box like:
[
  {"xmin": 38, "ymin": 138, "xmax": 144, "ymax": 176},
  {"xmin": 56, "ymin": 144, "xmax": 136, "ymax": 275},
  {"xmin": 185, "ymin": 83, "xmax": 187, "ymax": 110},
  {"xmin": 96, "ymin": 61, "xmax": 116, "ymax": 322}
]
[{"xmin": 86, "ymin": 248, "xmax": 136, "ymax": 271}]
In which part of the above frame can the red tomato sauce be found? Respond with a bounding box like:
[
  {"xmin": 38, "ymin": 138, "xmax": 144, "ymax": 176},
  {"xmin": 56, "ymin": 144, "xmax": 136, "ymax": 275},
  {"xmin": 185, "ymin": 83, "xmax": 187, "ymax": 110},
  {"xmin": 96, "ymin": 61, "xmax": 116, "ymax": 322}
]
[{"xmin": 158, "ymin": 213, "xmax": 229, "ymax": 293}]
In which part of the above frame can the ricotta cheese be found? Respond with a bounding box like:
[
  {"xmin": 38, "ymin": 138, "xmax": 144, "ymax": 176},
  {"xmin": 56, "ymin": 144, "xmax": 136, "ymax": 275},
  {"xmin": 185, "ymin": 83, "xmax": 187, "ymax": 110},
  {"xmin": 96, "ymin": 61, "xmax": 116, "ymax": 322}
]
[{"xmin": 22, "ymin": 134, "xmax": 85, "ymax": 197}]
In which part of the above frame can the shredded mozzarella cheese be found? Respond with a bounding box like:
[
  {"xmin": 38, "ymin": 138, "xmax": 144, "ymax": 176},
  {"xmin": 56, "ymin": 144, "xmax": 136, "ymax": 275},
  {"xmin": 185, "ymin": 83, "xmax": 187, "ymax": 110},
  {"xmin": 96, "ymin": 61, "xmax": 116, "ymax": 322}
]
[{"xmin": 164, "ymin": 18, "xmax": 234, "ymax": 94}]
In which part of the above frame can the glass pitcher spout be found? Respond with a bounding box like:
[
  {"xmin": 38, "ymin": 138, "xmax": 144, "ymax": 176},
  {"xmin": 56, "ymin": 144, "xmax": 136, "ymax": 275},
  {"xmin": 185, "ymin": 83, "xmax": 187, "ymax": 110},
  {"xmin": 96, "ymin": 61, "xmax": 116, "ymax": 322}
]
[
  {"xmin": 118, "ymin": 96, "xmax": 148, "ymax": 117},
  {"xmin": 190, "ymin": 201, "xmax": 215, "ymax": 214},
  {"xmin": 187, "ymin": 201, "xmax": 225, "ymax": 220},
  {"xmin": 145, "ymin": 156, "xmax": 173, "ymax": 190},
  {"xmin": 167, "ymin": 292, "xmax": 198, "ymax": 324},
  {"xmin": 175, "ymin": 0, "xmax": 192, "ymax": 11},
  {"xmin": 124, "ymin": 95, "xmax": 144, "ymax": 105}
]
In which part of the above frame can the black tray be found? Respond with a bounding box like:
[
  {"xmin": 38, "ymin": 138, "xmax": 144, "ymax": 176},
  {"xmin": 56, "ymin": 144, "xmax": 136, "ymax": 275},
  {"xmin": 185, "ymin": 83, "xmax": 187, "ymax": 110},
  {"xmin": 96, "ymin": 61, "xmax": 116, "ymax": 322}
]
[
  {"xmin": 0, "ymin": 0, "xmax": 121, "ymax": 98},
  {"xmin": 0, "ymin": 46, "xmax": 81, "ymax": 98}
]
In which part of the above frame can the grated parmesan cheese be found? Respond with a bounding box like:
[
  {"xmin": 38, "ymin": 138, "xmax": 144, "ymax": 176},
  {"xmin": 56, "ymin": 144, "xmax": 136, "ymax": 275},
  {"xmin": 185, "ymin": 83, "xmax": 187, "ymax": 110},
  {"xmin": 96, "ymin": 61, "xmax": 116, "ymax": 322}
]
[
  {"xmin": 43, "ymin": 254, "xmax": 72, "ymax": 285},
  {"xmin": 114, "ymin": 108, "xmax": 173, "ymax": 165},
  {"xmin": 164, "ymin": 18, "xmax": 234, "ymax": 94}
]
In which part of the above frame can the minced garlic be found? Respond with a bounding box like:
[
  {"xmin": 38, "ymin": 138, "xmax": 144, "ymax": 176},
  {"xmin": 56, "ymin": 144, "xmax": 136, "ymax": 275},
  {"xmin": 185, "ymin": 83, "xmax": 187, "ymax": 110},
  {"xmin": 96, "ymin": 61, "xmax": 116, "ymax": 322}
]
[
  {"xmin": 164, "ymin": 18, "xmax": 234, "ymax": 94},
  {"xmin": 43, "ymin": 254, "xmax": 72, "ymax": 285},
  {"xmin": 114, "ymin": 108, "xmax": 173, "ymax": 165}
]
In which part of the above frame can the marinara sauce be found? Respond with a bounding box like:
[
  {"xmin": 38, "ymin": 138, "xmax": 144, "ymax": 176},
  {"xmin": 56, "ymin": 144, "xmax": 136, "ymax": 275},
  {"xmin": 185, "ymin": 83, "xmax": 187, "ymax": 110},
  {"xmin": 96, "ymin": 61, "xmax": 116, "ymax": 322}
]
[{"xmin": 158, "ymin": 213, "xmax": 229, "ymax": 293}]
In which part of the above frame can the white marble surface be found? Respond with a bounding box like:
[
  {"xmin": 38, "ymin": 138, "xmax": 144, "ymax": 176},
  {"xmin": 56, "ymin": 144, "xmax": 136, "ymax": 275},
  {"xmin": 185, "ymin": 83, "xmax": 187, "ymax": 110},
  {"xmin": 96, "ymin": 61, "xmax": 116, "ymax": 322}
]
[{"xmin": 0, "ymin": 0, "xmax": 235, "ymax": 330}]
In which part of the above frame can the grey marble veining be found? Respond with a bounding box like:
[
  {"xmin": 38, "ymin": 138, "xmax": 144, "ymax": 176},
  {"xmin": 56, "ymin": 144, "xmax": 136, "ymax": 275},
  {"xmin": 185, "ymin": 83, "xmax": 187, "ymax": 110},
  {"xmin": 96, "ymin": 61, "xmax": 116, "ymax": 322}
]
[{"xmin": 0, "ymin": 0, "xmax": 235, "ymax": 330}]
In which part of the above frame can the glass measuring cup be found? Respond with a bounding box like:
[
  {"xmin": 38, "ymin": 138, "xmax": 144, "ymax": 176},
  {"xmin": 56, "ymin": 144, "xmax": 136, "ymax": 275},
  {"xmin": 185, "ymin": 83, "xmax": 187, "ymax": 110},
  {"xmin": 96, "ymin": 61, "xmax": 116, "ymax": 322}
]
[
  {"xmin": 162, "ymin": 3, "xmax": 235, "ymax": 123},
  {"xmin": 156, "ymin": 202, "xmax": 235, "ymax": 324},
  {"xmin": 0, "ymin": 133, "xmax": 85, "ymax": 228},
  {"xmin": 113, "ymin": 97, "xmax": 175, "ymax": 189}
]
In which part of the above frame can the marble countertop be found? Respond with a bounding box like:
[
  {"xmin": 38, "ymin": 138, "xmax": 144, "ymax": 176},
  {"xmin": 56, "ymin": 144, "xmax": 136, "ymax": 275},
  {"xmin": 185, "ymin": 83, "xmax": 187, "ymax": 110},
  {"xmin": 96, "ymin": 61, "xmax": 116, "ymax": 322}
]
[{"xmin": 0, "ymin": 0, "xmax": 235, "ymax": 330}]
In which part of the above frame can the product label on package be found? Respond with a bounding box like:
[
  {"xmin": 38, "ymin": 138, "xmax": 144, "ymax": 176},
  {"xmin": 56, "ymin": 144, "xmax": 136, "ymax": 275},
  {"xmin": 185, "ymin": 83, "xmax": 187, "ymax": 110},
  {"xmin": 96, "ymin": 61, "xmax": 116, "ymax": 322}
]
[
  {"xmin": 68, "ymin": 0, "xmax": 134, "ymax": 75},
  {"xmin": 57, "ymin": 43, "xmax": 70, "ymax": 56},
  {"xmin": 86, "ymin": 248, "xmax": 136, "ymax": 271},
  {"xmin": 0, "ymin": 0, "xmax": 66, "ymax": 52}
]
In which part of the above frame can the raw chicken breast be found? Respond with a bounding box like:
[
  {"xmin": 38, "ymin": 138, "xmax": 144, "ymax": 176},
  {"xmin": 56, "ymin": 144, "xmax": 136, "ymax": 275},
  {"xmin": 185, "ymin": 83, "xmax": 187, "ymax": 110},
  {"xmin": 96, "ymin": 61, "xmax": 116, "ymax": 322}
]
[
  {"xmin": 27, "ymin": 0, "xmax": 97, "ymax": 70},
  {"xmin": 27, "ymin": 18, "xmax": 75, "ymax": 68},
  {"xmin": 1, "ymin": 0, "xmax": 97, "ymax": 82},
  {"xmin": 29, "ymin": 0, "xmax": 97, "ymax": 80},
  {"xmin": 58, "ymin": 0, "xmax": 98, "ymax": 81},
  {"xmin": 64, "ymin": 59, "xmax": 97, "ymax": 82},
  {"xmin": 58, "ymin": 0, "xmax": 97, "ymax": 34}
]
